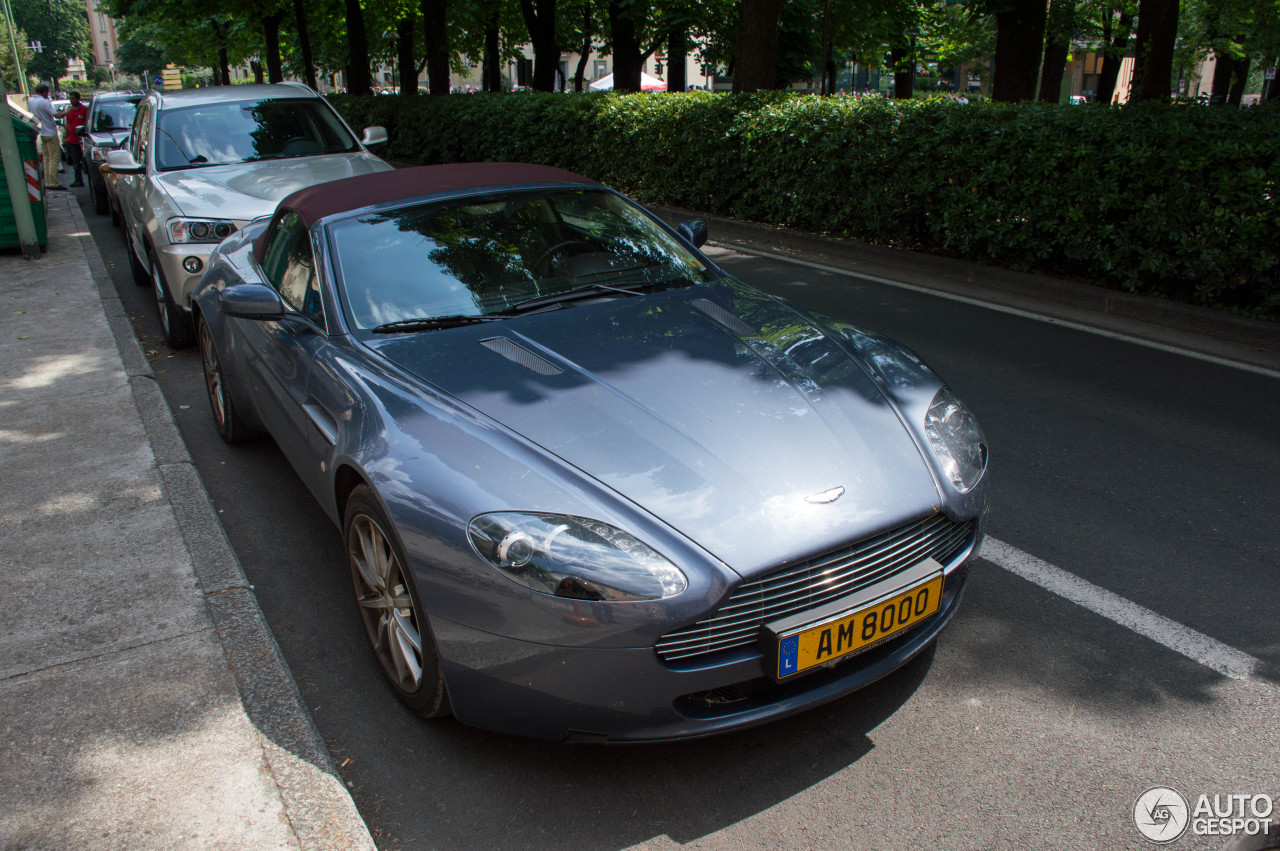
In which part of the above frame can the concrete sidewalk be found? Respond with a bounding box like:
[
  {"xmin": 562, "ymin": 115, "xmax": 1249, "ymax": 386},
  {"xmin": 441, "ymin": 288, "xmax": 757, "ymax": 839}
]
[{"xmin": 0, "ymin": 193, "xmax": 375, "ymax": 849}]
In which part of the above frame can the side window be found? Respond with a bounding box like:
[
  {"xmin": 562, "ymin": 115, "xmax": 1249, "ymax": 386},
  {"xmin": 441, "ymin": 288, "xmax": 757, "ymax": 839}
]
[
  {"xmin": 131, "ymin": 103, "xmax": 152, "ymax": 164},
  {"xmin": 262, "ymin": 212, "xmax": 325, "ymax": 327}
]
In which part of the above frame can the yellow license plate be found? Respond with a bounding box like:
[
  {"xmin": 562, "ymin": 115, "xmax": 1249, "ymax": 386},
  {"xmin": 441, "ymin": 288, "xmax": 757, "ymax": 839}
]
[{"xmin": 776, "ymin": 573, "xmax": 944, "ymax": 678}]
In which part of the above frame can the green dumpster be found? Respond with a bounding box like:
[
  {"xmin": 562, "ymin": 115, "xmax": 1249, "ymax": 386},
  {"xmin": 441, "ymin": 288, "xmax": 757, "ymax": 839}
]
[{"xmin": 0, "ymin": 113, "xmax": 48, "ymax": 250}]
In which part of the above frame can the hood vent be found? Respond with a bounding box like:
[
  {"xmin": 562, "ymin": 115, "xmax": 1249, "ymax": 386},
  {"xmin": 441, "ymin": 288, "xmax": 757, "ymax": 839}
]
[
  {"xmin": 691, "ymin": 298, "xmax": 756, "ymax": 337},
  {"xmin": 480, "ymin": 337, "xmax": 563, "ymax": 376}
]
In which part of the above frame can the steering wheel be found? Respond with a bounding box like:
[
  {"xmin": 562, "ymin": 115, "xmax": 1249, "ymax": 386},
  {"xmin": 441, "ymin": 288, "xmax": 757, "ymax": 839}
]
[
  {"xmin": 278, "ymin": 136, "xmax": 317, "ymax": 156},
  {"xmin": 532, "ymin": 240, "xmax": 581, "ymax": 274}
]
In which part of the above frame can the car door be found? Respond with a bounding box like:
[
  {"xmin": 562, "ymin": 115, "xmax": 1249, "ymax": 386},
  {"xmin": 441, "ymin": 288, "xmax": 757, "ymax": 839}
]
[{"xmin": 238, "ymin": 212, "xmax": 340, "ymax": 501}]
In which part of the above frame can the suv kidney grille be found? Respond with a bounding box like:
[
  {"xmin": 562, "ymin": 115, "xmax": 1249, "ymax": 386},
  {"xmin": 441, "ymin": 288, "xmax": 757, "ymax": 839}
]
[{"xmin": 656, "ymin": 514, "xmax": 976, "ymax": 662}]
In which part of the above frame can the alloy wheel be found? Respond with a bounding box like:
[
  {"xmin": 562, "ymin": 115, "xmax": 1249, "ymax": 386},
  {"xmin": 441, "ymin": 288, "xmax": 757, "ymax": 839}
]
[
  {"xmin": 349, "ymin": 513, "xmax": 424, "ymax": 692},
  {"xmin": 198, "ymin": 321, "xmax": 227, "ymax": 431}
]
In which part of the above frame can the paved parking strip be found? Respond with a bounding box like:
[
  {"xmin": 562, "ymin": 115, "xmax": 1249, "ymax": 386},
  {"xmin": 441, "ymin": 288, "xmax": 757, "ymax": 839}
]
[{"xmin": 75, "ymin": 190, "xmax": 1280, "ymax": 850}]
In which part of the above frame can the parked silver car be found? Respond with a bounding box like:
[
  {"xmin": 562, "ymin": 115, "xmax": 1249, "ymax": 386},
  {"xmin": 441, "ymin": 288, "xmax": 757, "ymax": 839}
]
[{"xmin": 108, "ymin": 82, "xmax": 391, "ymax": 348}]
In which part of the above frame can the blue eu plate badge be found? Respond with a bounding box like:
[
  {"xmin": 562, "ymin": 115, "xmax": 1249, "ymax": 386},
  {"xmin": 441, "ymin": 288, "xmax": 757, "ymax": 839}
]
[{"xmin": 778, "ymin": 635, "xmax": 799, "ymax": 678}]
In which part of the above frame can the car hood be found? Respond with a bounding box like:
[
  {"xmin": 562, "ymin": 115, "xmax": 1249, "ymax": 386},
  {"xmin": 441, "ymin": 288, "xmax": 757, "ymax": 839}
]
[
  {"xmin": 155, "ymin": 153, "xmax": 392, "ymax": 220},
  {"xmin": 86, "ymin": 129, "xmax": 130, "ymax": 148},
  {"xmin": 367, "ymin": 282, "xmax": 943, "ymax": 578}
]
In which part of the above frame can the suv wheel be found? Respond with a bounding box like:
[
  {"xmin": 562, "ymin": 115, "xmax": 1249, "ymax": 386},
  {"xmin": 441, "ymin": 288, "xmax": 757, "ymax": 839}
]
[
  {"xmin": 148, "ymin": 250, "xmax": 194, "ymax": 349},
  {"xmin": 88, "ymin": 174, "xmax": 108, "ymax": 215},
  {"xmin": 123, "ymin": 226, "xmax": 149, "ymax": 286}
]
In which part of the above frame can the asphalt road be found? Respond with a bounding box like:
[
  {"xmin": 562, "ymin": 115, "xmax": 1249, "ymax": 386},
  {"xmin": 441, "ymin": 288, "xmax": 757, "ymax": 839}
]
[{"xmin": 75, "ymin": 184, "xmax": 1279, "ymax": 851}]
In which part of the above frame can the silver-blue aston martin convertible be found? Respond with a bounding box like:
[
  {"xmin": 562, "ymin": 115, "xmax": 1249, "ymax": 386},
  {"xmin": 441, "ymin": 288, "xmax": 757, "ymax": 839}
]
[{"xmin": 192, "ymin": 163, "xmax": 989, "ymax": 742}]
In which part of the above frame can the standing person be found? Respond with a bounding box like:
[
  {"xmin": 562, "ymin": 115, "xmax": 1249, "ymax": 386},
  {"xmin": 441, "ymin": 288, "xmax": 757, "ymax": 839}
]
[
  {"xmin": 29, "ymin": 84, "xmax": 64, "ymax": 190},
  {"xmin": 57, "ymin": 92, "xmax": 89, "ymax": 188}
]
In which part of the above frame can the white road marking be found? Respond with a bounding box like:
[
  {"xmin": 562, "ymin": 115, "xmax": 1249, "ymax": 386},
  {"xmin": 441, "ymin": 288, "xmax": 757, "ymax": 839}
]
[
  {"xmin": 981, "ymin": 537, "xmax": 1260, "ymax": 680},
  {"xmin": 708, "ymin": 242, "xmax": 1280, "ymax": 381}
]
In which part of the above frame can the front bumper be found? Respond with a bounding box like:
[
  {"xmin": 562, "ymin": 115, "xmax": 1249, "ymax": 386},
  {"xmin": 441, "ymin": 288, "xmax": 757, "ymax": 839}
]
[
  {"xmin": 431, "ymin": 560, "xmax": 971, "ymax": 742},
  {"xmin": 155, "ymin": 242, "xmax": 217, "ymax": 312}
]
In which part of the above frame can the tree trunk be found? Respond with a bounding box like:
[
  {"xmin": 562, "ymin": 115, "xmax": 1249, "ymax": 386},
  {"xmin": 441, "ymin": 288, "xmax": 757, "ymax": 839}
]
[
  {"xmin": 891, "ymin": 42, "xmax": 914, "ymax": 99},
  {"xmin": 1227, "ymin": 57, "xmax": 1249, "ymax": 105},
  {"xmin": 344, "ymin": 0, "xmax": 372, "ymax": 94},
  {"xmin": 421, "ymin": 0, "xmax": 449, "ymax": 94},
  {"xmin": 1129, "ymin": 0, "xmax": 1178, "ymax": 102},
  {"xmin": 1095, "ymin": 11, "xmax": 1132, "ymax": 105},
  {"xmin": 820, "ymin": 0, "xmax": 833, "ymax": 94},
  {"xmin": 398, "ymin": 15, "xmax": 416, "ymax": 95},
  {"xmin": 608, "ymin": 0, "xmax": 642, "ymax": 91},
  {"xmin": 1210, "ymin": 49, "xmax": 1233, "ymax": 104},
  {"xmin": 1267, "ymin": 57, "xmax": 1280, "ymax": 100},
  {"xmin": 573, "ymin": 8, "xmax": 592, "ymax": 92},
  {"xmin": 483, "ymin": 11, "xmax": 501, "ymax": 91},
  {"xmin": 1038, "ymin": 0, "xmax": 1074, "ymax": 102},
  {"xmin": 666, "ymin": 26, "xmax": 687, "ymax": 91},
  {"xmin": 263, "ymin": 13, "xmax": 284, "ymax": 83},
  {"xmin": 992, "ymin": 0, "xmax": 1048, "ymax": 101},
  {"xmin": 292, "ymin": 0, "xmax": 318, "ymax": 90},
  {"xmin": 251, "ymin": 60, "xmax": 264, "ymax": 84},
  {"xmin": 519, "ymin": 0, "xmax": 560, "ymax": 92},
  {"xmin": 219, "ymin": 47, "xmax": 232, "ymax": 87},
  {"xmin": 733, "ymin": 0, "xmax": 784, "ymax": 92}
]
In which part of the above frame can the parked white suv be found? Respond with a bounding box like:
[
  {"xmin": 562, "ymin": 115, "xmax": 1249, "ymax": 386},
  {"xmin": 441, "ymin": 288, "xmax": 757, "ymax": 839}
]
[{"xmin": 108, "ymin": 82, "xmax": 392, "ymax": 347}]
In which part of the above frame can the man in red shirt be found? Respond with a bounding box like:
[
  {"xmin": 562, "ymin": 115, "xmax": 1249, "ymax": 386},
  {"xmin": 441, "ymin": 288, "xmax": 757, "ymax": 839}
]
[{"xmin": 57, "ymin": 92, "xmax": 89, "ymax": 188}]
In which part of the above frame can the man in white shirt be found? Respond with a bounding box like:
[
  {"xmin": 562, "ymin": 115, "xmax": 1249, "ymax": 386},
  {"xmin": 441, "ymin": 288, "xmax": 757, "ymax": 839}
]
[{"xmin": 29, "ymin": 84, "xmax": 64, "ymax": 191}]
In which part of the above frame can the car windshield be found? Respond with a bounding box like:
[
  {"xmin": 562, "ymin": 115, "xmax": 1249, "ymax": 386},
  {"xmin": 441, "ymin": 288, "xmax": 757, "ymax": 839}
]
[
  {"xmin": 93, "ymin": 98, "xmax": 141, "ymax": 132},
  {"xmin": 329, "ymin": 188, "xmax": 715, "ymax": 333},
  {"xmin": 154, "ymin": 97, "xmax": 357, "ymax": 171}
]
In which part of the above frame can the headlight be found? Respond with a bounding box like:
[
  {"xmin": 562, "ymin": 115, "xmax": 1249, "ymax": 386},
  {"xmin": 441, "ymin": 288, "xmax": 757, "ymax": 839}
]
[
  {"xmin": 924, "ymin": 387, "xmax": 987, "ymax": 493},
  {"xmin": 167, "ymin": 218, "xmax": 238, "ymax": 244},
  {"xmin": 89, "ymin": 147, "xmax": 107, "ymax": 162},
  {"xmin": 467, "ymin": 513, "xmax": 687, "ymax": 601}
]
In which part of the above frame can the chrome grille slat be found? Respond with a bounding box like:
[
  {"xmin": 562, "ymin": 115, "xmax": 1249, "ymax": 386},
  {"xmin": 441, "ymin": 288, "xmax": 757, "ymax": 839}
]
[
  {"xmin": 656, "ymin": 515, "xmax": 976, "ymax": 662},
  {"xmin": 715, "ymin": 519, "xmax": 965, "ymax": 616}
]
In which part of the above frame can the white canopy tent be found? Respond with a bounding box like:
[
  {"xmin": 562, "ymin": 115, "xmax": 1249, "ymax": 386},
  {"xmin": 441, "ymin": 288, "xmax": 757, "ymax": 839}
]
[{"xmin": 588, "ymin": 72, "xmax": 667, "ymax": 92}]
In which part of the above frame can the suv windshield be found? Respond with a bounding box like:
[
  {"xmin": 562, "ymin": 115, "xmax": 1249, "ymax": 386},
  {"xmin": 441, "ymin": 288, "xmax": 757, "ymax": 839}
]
[
  {"xmin": 93, "ymin": 97, "xmax": 141, "ymax": 132},
  {"xmin": 154, "ymin": 97, "xmax": 357, "ymax": 171},
  {"xmin": 329, "ymin": 188, "xmax": 715, "ymax": 333}
]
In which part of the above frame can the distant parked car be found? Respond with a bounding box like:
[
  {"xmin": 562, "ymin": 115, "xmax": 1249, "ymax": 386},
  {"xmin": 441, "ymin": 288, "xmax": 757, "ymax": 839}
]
[
  {"xmin": 192, "ymin": 163, "xmax": 990, "ymax": 742},
  {"xmin": 107, "ymin": 82, "xmax": 391, "ymax": 348},
  {"xmin": 79, "ymin": 90, "xmax": 145, "ymax": 217}
]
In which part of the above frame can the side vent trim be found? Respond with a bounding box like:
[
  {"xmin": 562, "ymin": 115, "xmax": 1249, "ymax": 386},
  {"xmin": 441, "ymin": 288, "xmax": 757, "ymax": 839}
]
[
  {"xmin": 480, "ymin": 337, "xmax": 564, "ymax": 376},
  {"xmin": 691, "ymin": 298, "xmax": 756, "ymax": 337}
]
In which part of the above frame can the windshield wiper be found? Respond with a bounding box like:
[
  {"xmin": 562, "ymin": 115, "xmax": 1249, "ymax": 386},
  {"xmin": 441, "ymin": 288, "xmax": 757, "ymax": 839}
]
[
  {"xmin": 505, "ymin": 281, "xmax": 658, "ymax": 314},
  {"xmin": 371, "ymin": 315, "xmax": 504, "ymax": 334}
]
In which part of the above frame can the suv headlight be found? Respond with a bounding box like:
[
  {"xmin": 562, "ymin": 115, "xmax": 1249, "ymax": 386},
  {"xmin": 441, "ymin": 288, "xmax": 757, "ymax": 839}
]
[
  {"xmin": 167, "ymin": 218, "xmax": 238, "ymax": 244},
  {"xmin": 468, "ymin": 513, "xmax": 687, "ymax": 602},
  {"xmin": 924, "ymin": 387, "xmax": 987, "ymax": 493}
]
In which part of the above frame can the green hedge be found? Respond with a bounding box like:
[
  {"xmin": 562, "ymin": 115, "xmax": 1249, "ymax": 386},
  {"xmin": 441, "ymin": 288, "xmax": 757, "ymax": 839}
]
[{"xmin": 330, "ymin": 92, "xmax": 1280, "ymax": 319}]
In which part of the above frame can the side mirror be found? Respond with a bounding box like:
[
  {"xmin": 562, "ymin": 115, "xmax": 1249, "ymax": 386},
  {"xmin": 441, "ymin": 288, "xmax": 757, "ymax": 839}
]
[
  {"xmin": 219, "ymin": 283, "xmax": 285, "ymax": 321},
  {"xmin": 76, "ymin": 125, "xmax": 88, "ymax": 138},
  {"xmin": 105, "ymin": 149, "xmax": 144, "ymax": 175},
  {"xmin": 678, "ymin": 218, "xmax": 708, "ymax": 249},
  {"xmin": 362, "ymin": 126, "xmax": 388, "ymax": 148}
]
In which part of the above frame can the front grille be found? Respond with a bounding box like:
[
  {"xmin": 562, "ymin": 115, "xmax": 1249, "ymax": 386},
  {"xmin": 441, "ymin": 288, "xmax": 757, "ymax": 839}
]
[{"xmin": 656, "ymin": 514, "xmax": 976, "ymax": 663}]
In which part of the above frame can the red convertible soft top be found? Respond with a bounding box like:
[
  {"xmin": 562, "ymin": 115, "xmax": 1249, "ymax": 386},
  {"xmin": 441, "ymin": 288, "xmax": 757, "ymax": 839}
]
[{"xmin": 254, "ymin": 162, "xmax": 597, "ymax": 261}]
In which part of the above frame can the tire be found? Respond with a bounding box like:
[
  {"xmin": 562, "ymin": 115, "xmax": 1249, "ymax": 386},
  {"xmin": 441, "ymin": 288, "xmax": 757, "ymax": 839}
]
[
  {"xmin": 197, "ymin": 317, "xmax": 257, "ymax": 444},
  {"xmin": 109, "ymin": 194, "xmax": 121, "ymax": 227},
  {"xmin": 89, "ymin": 176, "xmax": 108, "ymax": 215},
  {"xmin": 148, "ymin": 249, "xmax": 194, "ymax": 349},
  {"xmin": 345, "ymin": 485, "xmax": 450, "ymax": 719},
  {"xmin": 123, "ymin": 225, "xmax": 148, "ymax": 285}
]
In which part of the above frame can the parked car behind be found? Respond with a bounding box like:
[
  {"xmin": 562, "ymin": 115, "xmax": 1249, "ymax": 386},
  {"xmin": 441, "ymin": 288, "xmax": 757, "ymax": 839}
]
[
  {"xmin": 192, "ymin": 163, "xmax": 990, "ymax": 742},
  {"xmin": 108, "ymin": 82, "xmax": 391, "ymax": 348},
  {"xmin": 79, "ymin": 90, "xmax": 145, "ymax": 217}
]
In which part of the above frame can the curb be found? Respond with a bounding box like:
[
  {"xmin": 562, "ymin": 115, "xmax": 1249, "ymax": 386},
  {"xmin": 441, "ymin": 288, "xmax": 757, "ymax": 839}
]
[{"xmin": 64, "ymin": 195, "xmax": 376, "ymax": 851}]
